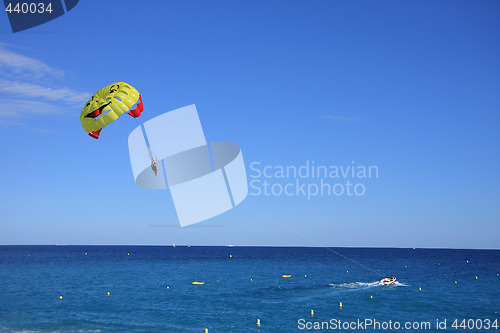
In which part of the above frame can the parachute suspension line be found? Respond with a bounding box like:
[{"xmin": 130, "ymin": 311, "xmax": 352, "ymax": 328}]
[
  {"xmin": 240, "ymin": 204, "xmax": 384, "ymax": 277},
  {"xmin": 99, "ymin": 130, "xmax": 128, "ymax": 151},
  {"xmin": 110, "ymin": 114, "xmax": 134, "ymax": 139},
  {"xmin": 122, "ymin": 113, "xmax": 138, "ymax": 133},
  {"xmin": 139, "ymin": 123, "xmax": 157, "ymax": 162},
  {"xmin": 120, "ymin": 96, "xmax": 143, "ymax": 133},
  {"xmin": 98, "ymin": 122, "xmax": 128, "ymax": 146},
  {"xmin": 101, "ymin": 106, "xmax": 141, "ymax": 145},
  {"xmin": 96, "ymin": 134, "xmax": 128, "ymax": 154}
]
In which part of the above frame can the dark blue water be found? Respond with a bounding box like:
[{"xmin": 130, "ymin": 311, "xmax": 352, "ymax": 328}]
[{"xmin": 0, "ymin": 246, "xmax": 499, "ymax": 332}]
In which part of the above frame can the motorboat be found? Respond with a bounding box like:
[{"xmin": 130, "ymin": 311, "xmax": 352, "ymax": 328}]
[{"xmin": 381, "ymin": 276, "xmax": 396, "ymax": 285}]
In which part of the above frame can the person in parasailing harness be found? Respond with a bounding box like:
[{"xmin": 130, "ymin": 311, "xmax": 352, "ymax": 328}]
[{"xmin": 151, "ymin": 156, "xmax": 159, "ymax": 176}]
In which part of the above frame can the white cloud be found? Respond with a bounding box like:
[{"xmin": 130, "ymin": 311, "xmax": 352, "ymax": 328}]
[
  {"xmin": 0, "ymin": 44, "xmax": 90, "ymax": 126},
  {"xmin": 323, "ymin": 115, "xmax": 365, "ymax": 123},
  {"xmin": 0, "ymin": 79, "xmax": 89, "ymax": 104},
  {"xmin": 0, "ymin": 98, "xmax": 69, "ymax": 126},
  {"xmin": 0, "ymin": 44, "xmax": 64, "ymax": 79}
]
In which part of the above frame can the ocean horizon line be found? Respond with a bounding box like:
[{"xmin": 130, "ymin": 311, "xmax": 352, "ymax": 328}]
[{"xmin": 0, "ymin": 244, "xmax": 499, "ymax": 251}]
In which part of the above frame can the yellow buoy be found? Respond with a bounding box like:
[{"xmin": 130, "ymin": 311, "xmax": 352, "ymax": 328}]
[
  {"xmin": 466, "ymin": 260, "xmax": 469, "ymax": 263},
  {"xmin": 85, "ymin": 253, "xmax": 87, "ymax": 255},
  {"xmin": 339, "ymin": 301, "xmax": 343, "ymax": 308},
  {"xmin": 250, "ymin": 278, "xmax": 253, "ymax": 282},
  {"xmin": 419, "ymin": 287, "xmax": 421, "ymax": 291},
  {"xmin": 370, "ymin": 295, "xmax": 373, "ymax": 299},
  {"xmin": 229, "ymin": 255, "xmax": 232, "ymax": 258},
  {"xmin": 192, "ymin": 282, "xmax": 205, "ymax": 285},
  {"xmin": 346, "ymin": 270, "xmax": 349, "ymax": 273},
  {"xmin": 107, "ymin": 292, "xmax": 110, "ymax": 296},
  {"xmin": 282, "ymin": 275, "xmax": 291, "ymax": 278},
  {"xmin": 405, "ymin": 266, "xmax": 407, "ymax": 268},
  {"xmin": 455, "ymin": 281, "xmax": 458, "ymax": 284},
  {"xmin": 304, "ymin": 275, "xmax": 307, "ymax": 277},
  {"xmin": 475, "ymin": 276, "xmax": 478, "ymax": 280},
  {"xmin": 59, "ymin": 296, "xmax": 63, "ymax": 300},
  {"xmin": 310, "ymin": 309, "xmax": 314, "ymax": 316},
  {"xmin": 204, "ymin": 329, "xmax": 208, "ymax": 333},
  {"xmin": 256, "ymin": 319, "xmax": 261, "ymax": 327},
  {"xmin": 127, "ymin": 253, "xmax": 130, "ymax": 256},
  {"xmin": 166, "ymin": 286, "xmax": 170, "ymax": 289}
]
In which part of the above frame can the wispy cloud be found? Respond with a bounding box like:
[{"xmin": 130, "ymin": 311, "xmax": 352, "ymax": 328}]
[
  {"xmin": 0, "ymin": 98, "xmax": 69, "ymax": 126},
  {"xmin": 0, "ymin": 79, "xmax": 88, "ymax": 104},
  {"xmin": 323, "ymin": 115, "xmax": 366, "ymax": 123},
  {"xmin": 0, "ymin": 44, "xmax": 89, "ymax": 126},
  {"xmin": 0, "ymin": 44, "xmax": 64, "ymax": 80}
]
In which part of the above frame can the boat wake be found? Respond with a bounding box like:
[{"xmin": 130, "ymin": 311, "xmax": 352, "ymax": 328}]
[{"xmin": 329, "ymin": 280, "xmax": 407, "ymax": 289}]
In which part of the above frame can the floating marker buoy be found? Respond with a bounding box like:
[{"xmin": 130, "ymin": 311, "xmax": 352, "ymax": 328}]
[
  {"xmin": 204, "ymin": 329, "xmax": 208, "ymax": 333},
  {"xmin": 475, "ymin": 276, "xmax": 478, "ymax": 280},
  {"xmin": 166, "ymin": 286, "xmax": 170, "ymax": 289},
  {"xmin": 282, "ymin": 275, "xmax": 291, "ymax": 278},
  {"xmin": 419, "ymin": 287, "xmax": 421, "ymax": 291},
  {"xmin": 455, "ymin": 281, "xmax": 458, "ymax": 284},
  {"xmin": 405, "ymin": 266, "xmax": 407, "ymax": 268},
  {"xmin": 305, "ymin": 275, "xmax": 307, "ymax": 277},
  {"xmin": 192, "ymin": 282, "xmax": 205, "ymax": 285},
  {"xmin": 217, "ymin": 280, "xmax": 219, "ymax": 283},
  {"xmin": 346, "ymin": 270, "xmax": 349, "ymax": 273},
  {"xmin": 256, "ymin": 319, "xmax": 261, "ymax": 327},
  {"xmin": 370, "ymin": 295, "xmax": 373, "ymax": 299},
  {"xmin": 59, "ymin": 296, "xmax": 63, "ymax": 300},
  {"xmin": 250, "ymin": 279, "xmax": 253, "ymax": 282},
  {"xmin": 466, "ymin": 260, "xmax": 469, "ymax": 263},
  {"xmin": 85, "ymin": 253, "xmax": 87, "ymax": 255},
  {"xmin": 339, "ymin": 301, "xmax": 342, "ymax": 308},
  {"xmin": 229, "ymin": 255, "xmax": 232, "ymax": 258},
  {"xmin": 310, "ymin": 309, "xmax": 314, "ymax": 316},
  {"xmin": 107, "ymin": 292, "xmax": 110, "ymax": 296},
  {"xmin": 127, "ymin": 253, "xmax": 130, "ymax": 256}
]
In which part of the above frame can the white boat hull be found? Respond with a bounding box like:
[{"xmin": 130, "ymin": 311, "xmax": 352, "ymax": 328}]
[{"xmin": 381, "ymin": 277, "xmax": 396, "ymax": 285}]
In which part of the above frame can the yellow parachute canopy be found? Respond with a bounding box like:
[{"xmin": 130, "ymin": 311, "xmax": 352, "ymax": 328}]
[{"xmin": 80, "ymin": 82, "xmax": 143, "ymax": 139}]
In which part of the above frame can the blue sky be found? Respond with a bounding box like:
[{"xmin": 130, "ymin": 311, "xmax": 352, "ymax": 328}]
[{"xmin": 0, "ymin": 0, "xmax": 499, "ymax": 248}]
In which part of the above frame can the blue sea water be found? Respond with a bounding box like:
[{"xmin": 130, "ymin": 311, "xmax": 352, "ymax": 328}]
[{"xmin": 0, "ymin": 246, "xmax": 499, "ymax": 332}]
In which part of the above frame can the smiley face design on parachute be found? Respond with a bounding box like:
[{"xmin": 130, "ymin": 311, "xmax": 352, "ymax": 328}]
[{"xmin": 80, "ymin": 82, "xmax": 143, "ymax": 139}]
